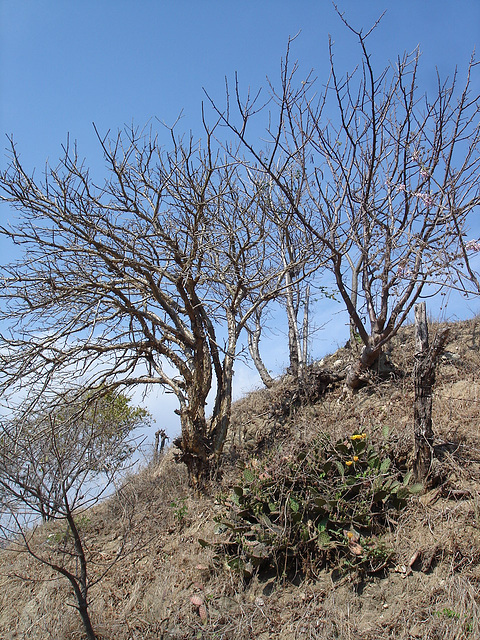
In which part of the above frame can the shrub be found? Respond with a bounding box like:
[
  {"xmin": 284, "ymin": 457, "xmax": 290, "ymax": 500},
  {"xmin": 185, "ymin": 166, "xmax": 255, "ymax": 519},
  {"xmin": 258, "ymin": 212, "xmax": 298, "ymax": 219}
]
[{"xmin": 206, "ymin": 432, "xmax": 421, "ymax": 580}]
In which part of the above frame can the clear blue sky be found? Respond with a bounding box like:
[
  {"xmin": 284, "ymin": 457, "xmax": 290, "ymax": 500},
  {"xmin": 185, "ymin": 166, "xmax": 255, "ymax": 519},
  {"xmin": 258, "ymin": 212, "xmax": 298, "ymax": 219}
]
[
  {"xmin": 1, "ymin": 1, "xmax": 479, "ymax": 168},
  {"xmin": 1, "ymin": 1, "xmax": 479, "ymax": 439}
]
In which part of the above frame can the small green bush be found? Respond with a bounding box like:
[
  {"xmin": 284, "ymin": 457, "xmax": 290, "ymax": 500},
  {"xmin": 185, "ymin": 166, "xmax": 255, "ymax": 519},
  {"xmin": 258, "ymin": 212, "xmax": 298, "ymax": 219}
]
[
  {"xmin": 170, "ymin": 497, "xmax": 189, "ymax": 525},
  {"xmin": 205, "ymin": 432, "xmax": 421, "ymax": 579}
]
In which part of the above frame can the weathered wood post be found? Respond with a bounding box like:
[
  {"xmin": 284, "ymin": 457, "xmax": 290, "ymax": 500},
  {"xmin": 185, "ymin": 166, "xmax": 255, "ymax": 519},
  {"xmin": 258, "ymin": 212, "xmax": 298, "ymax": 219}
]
[{"xmin": 413, "ymin": 303, "xmax": 450, "ymax": 483}]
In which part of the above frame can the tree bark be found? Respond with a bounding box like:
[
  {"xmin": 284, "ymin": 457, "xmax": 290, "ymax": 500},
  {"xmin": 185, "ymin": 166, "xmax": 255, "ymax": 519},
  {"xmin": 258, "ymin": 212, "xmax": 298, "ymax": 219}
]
[
  {"xmin": 301, "ymin": 284, "xmax": 310, "ymax": 376},
  {"xmin": 210, "ymin": 321, "xmax": 236, "ymax": 462},
  {"xmin": 344, "ymin": 342, "xmax": 383, "ymax": 390},
  {"xmin": 247, "ymin": 309, "xmax": 275, "ymax": 388},
  {"xmin": 413, "ymin": 302, "xmax": 449, "ymax": 483},
  {"xmin": 175, "ymin": 412, "xmax": 211, "ymax": 488},
  {"xmin": 285, "ymin": 268, "xmax": 302, "ymax": 377},
  {"xmin": 76, "ymin": 598, "xmax": 97, "ymax": 640},
  {"xmin": 64, "ymin": 503, "xmax": 97, "ymax": 640}
]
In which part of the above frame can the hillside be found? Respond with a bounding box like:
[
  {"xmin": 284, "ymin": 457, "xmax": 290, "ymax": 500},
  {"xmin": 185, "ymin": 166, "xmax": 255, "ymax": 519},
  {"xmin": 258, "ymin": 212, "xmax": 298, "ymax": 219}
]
[{"xmin": 1, "ymin": 318, "xmax": 480, "ymax": 640}]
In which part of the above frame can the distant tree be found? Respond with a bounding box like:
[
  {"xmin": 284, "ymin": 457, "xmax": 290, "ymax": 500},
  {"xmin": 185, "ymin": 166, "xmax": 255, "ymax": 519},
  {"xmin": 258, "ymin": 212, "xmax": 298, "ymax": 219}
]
[
  {"xmin": 0, "ymin": 125, "xmax": 307, "ymax": 485},
  {"xmin": 209, "ymin": 15, "xmax": 480, "ymax": 389},
  {"xmin": 0, "ymin": 390, "xmax": 150, "ymax": 640}
]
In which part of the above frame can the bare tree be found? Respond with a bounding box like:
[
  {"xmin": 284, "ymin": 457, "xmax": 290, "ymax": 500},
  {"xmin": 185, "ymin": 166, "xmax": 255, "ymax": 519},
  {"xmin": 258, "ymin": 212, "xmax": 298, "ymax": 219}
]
[
  {"xmin": 245, "ymin": 175, "xmax": 322, "ymax": 384},
  {"xmin": 0, "ymin": 124, "xmax": 305, "ymax": 485},
  {"xmin": 199, "ymin": 163, "xmax": 312, "ymax": 449},
  {"xmin": 246, "ymin": 238, "xmax": 314, "ymax": 385},
  {"xmin": 0, "ymin": 391, "xmax": 149, "ymax": 640},
  {"xmin": 208, "ymin": 15, "xmax": 480, "ymax": 389}
]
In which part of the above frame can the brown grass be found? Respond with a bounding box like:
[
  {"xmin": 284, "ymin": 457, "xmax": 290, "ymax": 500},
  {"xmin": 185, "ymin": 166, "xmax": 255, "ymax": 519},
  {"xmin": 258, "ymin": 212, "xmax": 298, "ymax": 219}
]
[{"xmin": 1, "ymin": 318, "xmax": 480, "ymax": 639}]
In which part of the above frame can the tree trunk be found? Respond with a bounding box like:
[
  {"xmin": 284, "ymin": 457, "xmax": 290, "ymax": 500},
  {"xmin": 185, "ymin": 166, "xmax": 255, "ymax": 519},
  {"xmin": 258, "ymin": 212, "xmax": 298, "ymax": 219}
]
[
  {"xmin": 174, "ymin": 411, "xmax": 211, "ymax": 488},
  {"xmin": 210, "ymin": 336, "xmax": 236, "ymax": 462},
  {"xmin": 64, "ymin": 505, "xmax": 97, "ymax": 640},
  {"xmin": 285, "ymin": 269, "xmax": 302, "ymax": 377},
  {"xmin": 413, "ymin": 302, "xmax": 449, "ymax": 483},
  {"xmin": 247, "ymin": 309, "xmax": 274, "ymax": 388},
  {"xmin": 300, "ymin": 284, "xmax": 310, "ymax": 377},
  {"xmin": 77, "ymin": 599, "xmax": 97, "ymax": 640},
  {"xmin": 63, "ymin": 574, "xmax": 96, "ymax": 640},
  {"xmin": 344, "ymin": 342, "xmax": 383, "ymax": 390},
  {"xmin": 348, "ymin": 260, "xmax": 362, "ymax": 346}
]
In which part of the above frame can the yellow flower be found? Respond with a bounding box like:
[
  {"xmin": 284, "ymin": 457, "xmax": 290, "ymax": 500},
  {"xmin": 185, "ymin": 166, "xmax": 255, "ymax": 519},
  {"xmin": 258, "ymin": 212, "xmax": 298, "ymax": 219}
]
[
  {"xmin": 353, "ymin": 456, "xmax": 359, "ymax": 462},
  {"xmin": 346, "ymin": 460, "xmax": 353, "ymax": 466},
  {"xmin": 351, "ymin": 433, "xmax": 367, "ymax": 441}
]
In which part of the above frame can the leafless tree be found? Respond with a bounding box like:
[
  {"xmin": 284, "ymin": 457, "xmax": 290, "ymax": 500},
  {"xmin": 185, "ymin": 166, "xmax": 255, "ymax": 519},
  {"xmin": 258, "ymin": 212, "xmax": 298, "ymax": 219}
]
[
  {"xmin": 245, "ymin": 171, "xmax": 324, "ymax": 385},
  {"xmin": 208, "ymin": 15, "xmax": 480, "ymax": 389},
  {"xmin": 0, "ymin": 124, "xmax": 307, "ymax": 485},
  {"xmin": 246, "ymin": 228, "xmax": 315, "ymax": 385},
  {"xmin": 0, "ymin": 391, "xmax": 149, "ymax": 640}
]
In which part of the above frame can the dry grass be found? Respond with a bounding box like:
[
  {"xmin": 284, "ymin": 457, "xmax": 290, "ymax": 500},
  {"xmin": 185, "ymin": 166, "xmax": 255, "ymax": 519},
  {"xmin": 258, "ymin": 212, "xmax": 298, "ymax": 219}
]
[{"xmin": 1, "ymin": 318, "xmax": 480, "ymax": 639}]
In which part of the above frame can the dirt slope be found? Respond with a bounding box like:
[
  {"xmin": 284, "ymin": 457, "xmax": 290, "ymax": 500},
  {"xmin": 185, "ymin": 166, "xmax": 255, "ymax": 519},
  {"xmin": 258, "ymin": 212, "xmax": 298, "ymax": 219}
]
[{"xmin": 1, "ymin": 318, "xmax": 480, "ymax": 639}]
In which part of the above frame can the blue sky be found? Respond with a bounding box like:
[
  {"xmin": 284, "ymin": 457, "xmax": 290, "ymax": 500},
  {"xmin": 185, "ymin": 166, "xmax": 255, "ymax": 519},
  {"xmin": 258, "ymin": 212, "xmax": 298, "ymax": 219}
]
[
  {"xmin": 2, "ymin": 1, "xmax": 479, "ymax": 168},
  {"xmin": 1, "ymin": 1, "xmax": 479, "ymax": 439}
]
